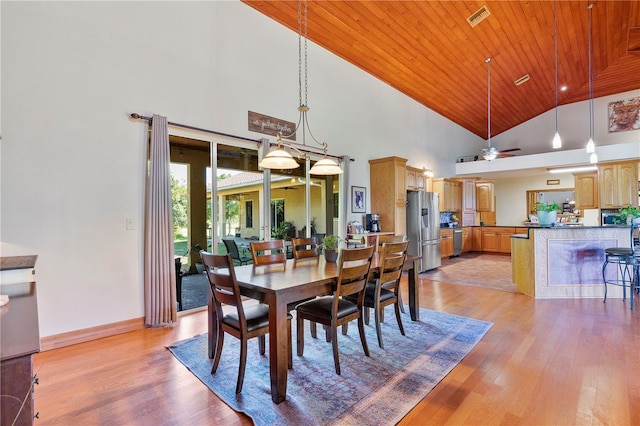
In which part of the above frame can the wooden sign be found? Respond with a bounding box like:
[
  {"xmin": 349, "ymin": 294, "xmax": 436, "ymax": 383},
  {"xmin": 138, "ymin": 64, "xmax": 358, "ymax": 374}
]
[{"xmin": 248, "ymin": 111, "xmax": 296, "ymax": 140}]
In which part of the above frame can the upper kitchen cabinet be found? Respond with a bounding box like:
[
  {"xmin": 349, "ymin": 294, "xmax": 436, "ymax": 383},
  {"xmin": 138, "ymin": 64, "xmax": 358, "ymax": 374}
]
[
  {"xmin": 370, "ymin": 156, "xmax": 407, "ymax": 236},
  {"xmin": 573, "ymin": 171, "xmax": 598, "ymax": 210},
  {"xmin": 598, "ymin": 161, "xmax": 639, "ymax": 208},
  {"xmin": 432, "ymin": 178, "xmax": 461, "ymax": 212},
  {"xmin": 476, "ymin": 181, "xmax": 495, "ymax": 212},
  {"xmin": 459, "ymin": 178, "xmax": 476, "ymax": 226},
  {"xmin": 406, "ymin": 166, "xmax": 426, "ymax": 191}
]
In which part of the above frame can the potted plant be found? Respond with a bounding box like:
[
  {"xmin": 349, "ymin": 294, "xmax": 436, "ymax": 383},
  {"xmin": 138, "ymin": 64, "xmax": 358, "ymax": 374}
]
[
  {"xmin": 535, "ymin": 202, "xmax": 561, "ymax": 227},
  {"xmin": 317, "ymin": 235, "xmax": 344, "ymax": 263},
  {"xmin": 615, "ymin": 205, "xmax": 640, "ymax": 225}
]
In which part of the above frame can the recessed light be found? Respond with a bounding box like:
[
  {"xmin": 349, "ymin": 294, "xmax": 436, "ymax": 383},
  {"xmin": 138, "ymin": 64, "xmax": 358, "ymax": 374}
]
[{"xmin": 560, "ymin": 85, "xmax": 568, "ymax": 91}]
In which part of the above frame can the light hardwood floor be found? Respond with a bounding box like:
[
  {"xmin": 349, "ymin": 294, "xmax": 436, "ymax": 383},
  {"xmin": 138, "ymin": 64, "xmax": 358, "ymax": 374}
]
[{"xmin": 33, "ymin": 254, "xmax": 640, "ymax": 425}]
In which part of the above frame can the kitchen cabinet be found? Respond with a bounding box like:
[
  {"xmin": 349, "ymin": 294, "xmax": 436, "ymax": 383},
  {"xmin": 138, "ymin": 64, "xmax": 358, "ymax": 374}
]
[
  {"xmin": 440, "ymin": 228, "xmax": 453, "ymax": 258},
  {"xmin": 472, "ymin": 227, "xmax": 482, "ymax": 251},
  {"xmin": 476, "ymin": 181, "xmax": 495, "ymax": 212},
  {"xmin": 432, "ymin": 178, "xmax": 461, "ymax": 212},
  {"xmin": 370, "ymin": 156, "xmax": 407, "ymax": 236},
  {"xmin": 462, "ymin": 227, "xmax": 472, "ymax": 253},
  {"xmin": 480, "ymin": 210, "xmax": 496, "ymax": 226},
  {"xmin": 406, "ymin": 166, "xmax": 426, "ymax": 191},
  {"xmin": 481, "ymin": 227, "xmax": 516, "ymax": 254},
  {"xmin": 573, "ymin": 171, "xmax": 598, "ymax": 210},
  {"xmin": 598, "ymin": 161, "xmax": 639, "ymax": 208},
  {"xmin": 461, "ymin": 178, "xmax": 476, "ymax": 226}
]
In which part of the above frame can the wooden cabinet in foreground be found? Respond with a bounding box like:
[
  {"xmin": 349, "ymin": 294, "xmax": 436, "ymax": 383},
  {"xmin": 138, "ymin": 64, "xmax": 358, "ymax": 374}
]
[
  {"xmin": 406, "ymin": 166, "xmax": 426, "ymax": 191},
  {"xmin": 573, "ymin": 171, "xmax": 598, "ymax": 210},
  {"xmin": 598, "ymin": 161, "xmax": 639, "ymax": 208}
]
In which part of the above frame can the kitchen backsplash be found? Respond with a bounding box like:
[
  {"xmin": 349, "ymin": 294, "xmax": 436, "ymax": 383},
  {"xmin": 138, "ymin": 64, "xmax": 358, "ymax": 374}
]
[{"xmin": 440, "ymin": 212, "xmax": 452, "ymax": 224}]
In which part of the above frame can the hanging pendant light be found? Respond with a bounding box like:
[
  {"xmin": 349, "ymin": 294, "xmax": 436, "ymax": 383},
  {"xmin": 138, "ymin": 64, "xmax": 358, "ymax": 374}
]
[
  {"xmin": 483, "ymin": 57, "xmax": 497, "ymax": 161},
  {"xmin": 585, "ymin": 3, "xmax": 597, "ymax": 163},
  {"xmin": 258, "ymin": 0, "xmax": 342, "ymax": 175},
  {"xmin": 552, "ymin": 0, "xmax": 562, "ymax": 149}
]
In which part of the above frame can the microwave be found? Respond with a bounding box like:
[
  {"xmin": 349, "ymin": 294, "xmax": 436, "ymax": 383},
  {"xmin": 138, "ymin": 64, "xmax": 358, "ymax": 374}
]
[{"xmin": 601, "ymin": 210, "xmax": 624, "ymax": 226}]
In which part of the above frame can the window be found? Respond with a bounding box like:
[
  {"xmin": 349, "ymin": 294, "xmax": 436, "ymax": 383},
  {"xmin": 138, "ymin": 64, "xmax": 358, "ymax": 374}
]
[
  {"xmin": 245, "ymin": 200, "xmax": 253, "ymax": 228},
  {"xmin": 271, "ymin": 199, "xmax": 285, "ymax": 230}
]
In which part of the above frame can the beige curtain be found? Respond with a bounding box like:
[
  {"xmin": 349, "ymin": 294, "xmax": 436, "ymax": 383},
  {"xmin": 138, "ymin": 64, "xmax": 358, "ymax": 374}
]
[{"xmin": 144, "ymin": 114, "xmax": 177, "ymax": 326}]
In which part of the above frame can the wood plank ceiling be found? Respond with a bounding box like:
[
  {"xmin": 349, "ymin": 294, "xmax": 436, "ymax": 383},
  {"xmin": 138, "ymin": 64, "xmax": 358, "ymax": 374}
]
[{"xmin": 242, "ymin": 1, "xmax": 640, "ymax": 151}]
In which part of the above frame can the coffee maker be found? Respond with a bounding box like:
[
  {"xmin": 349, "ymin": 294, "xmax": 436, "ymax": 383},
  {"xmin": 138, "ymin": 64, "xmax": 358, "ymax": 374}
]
[{"xmin": 365, "ymin": 213, "xmax": 381, "ymax": 232}]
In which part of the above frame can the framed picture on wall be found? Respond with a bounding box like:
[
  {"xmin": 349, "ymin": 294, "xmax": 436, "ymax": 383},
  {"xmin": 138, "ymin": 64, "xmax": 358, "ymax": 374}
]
[{"xmin": 351, "ymin": 186, "xmax": 366, "ymax": 213}]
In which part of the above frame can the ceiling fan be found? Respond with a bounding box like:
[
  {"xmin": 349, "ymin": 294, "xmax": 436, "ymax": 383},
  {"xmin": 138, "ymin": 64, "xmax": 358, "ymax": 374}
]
[
  {"xmin": 481, "ymin": 146, "xmax": 521, "ymax": 160},
  {"xmin": 481, "ymin": 57, "xmax": 522, "ymax": 161}
]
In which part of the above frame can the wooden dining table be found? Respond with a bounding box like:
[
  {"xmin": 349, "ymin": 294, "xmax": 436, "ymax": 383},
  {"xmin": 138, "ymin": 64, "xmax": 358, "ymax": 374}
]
[{"xmin": 207, "ymin": 253, "xmax": 420, "ymax": 403}]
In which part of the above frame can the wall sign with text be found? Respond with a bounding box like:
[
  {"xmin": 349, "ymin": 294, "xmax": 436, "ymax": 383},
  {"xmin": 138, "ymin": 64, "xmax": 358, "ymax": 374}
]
[{"xmin": 248, "ymin": 111, "xmax": 296, "ymax": 140}]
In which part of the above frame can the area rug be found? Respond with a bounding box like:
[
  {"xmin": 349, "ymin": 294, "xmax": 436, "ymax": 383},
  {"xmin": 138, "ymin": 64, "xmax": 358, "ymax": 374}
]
[
  {"xmin": 167, "ymin": 308, "xmax": 492, "ymax": 426},
  {"xmin": 424, "ymin": 253, "xmax": 517, "ymax": 293}
]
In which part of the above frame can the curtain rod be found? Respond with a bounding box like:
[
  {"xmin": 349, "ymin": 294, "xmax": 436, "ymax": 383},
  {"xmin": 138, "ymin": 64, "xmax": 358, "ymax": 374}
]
[
  {"xmin": 129, "ymin": 112, "xmax": 353, "ymax": 162},
  {"xmin": 129, "ymin": 113, "xmax": 262, "ymax": 143}
]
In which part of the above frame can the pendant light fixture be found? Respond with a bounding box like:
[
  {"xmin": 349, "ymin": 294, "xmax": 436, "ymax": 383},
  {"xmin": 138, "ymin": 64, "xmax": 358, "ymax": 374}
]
[
  {"xmin": 585, "ymin": 3, "xmax": 598, "ymax": 164},
  {"xmin": 552, "ymin": 0, "xmax": 562, "ymax": 149},
  {"xmin": 258, "ymin": 0, "xmax": 342, "ymax": 175},
  {"xmin": 483, "ymin": 57, "xmax": 498, "ymax": 161}
]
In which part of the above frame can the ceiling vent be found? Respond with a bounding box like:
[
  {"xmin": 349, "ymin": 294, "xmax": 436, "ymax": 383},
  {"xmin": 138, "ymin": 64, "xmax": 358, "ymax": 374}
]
[
  {"xmin": 467, "ymin": 6, "xmax": 491, "ymax": 27},
  {"xmin": 514, "ymin": 74, "xmax": 531, "ymax": 86}
]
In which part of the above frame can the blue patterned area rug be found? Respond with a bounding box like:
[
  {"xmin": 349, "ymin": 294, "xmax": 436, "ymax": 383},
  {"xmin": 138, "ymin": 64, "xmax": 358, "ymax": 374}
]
[{"xmin": 167, "ymin": 308, "xmax": 492, "ymax": 426}]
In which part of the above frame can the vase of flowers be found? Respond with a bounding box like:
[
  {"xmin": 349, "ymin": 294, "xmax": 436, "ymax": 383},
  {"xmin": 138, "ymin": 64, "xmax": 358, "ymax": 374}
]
[{"xmin": 535, "ymin": 202, "xmax": 561, "ymax": 227}]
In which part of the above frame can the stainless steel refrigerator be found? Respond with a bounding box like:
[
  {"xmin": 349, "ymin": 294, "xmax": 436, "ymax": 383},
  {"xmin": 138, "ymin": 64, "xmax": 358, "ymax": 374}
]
[{"xmin": 406, "ymin": 191, "xmax": 441, "ymax": 272}]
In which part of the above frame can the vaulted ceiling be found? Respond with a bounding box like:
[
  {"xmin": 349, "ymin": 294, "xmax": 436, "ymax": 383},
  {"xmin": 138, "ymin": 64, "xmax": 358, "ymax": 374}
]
[{"xmin": 242, "ymin": 1, "xmax": 640, "ymax": 148}]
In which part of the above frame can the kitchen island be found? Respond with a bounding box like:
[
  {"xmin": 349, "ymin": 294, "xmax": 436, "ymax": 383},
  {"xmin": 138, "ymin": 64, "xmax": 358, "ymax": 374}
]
[{"xmin": 511, "ymin": 226, "xmax": 630, "ymax": 299}]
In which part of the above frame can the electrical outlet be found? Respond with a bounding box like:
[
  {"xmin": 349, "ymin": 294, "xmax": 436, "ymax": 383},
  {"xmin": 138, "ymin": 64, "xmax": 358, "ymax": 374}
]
[{"xmin": 126, "ymin": 218, "xmax": 135, "ymax": 230}]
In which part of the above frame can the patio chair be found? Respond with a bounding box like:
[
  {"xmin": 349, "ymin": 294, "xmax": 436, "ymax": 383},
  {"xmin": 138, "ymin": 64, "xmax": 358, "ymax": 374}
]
[{"xmin": 223, "ymin": 239, "xmax": 252, "ymax": 266}]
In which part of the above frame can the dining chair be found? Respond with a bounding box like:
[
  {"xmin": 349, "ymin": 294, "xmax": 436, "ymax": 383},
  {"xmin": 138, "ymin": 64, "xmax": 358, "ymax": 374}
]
[
  {"xmin": 222, "ymin": 239, "xmax": 252, "ymax": 266},
  {"xmin": 200, "ymin": 251, "xmax": 292, "ymax": 394},
  {"xmin": 346, "ymin": 241, "xmax": 409, "ymax": 348},
  {"xmin": 291, "ymin": 237, "xmax": 320, "ymax": 261},
  {"xmin": 376, "ymin": 235, "xmax": 407, "ymax": 312},
  {"xmin": 250, "ymin": 240, "xmax": 287, "ymax": 266},
  {"xmin": 296, "ymin": 245, "xmax": 375, "ymax": 375}
]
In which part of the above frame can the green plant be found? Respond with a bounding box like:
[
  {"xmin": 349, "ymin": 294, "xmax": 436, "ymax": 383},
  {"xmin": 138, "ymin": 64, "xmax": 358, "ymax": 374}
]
[
  {"xmin": 613, "ymin": 205, "xmax": 640, "ymax": 224},
  {"xmin": 535, "ymin": 202, "xmax": 561, "ymax": 213},
  {"xmin": 318, "ymin": 235, "xmax": 344, "ymax": 252}
]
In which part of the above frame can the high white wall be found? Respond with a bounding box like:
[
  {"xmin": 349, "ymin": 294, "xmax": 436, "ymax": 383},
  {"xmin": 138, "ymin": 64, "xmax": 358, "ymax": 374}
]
[{"xmin": 1, "ymin": 1, "xmax": 481, "ymax": 337}]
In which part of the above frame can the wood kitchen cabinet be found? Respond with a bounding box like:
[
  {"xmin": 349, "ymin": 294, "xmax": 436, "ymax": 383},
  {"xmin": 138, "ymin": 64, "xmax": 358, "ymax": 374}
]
[
  {"xmin": 574, "ymin": 171, "xmax": 598, "ymax": 210},
  {"xmin": 462, "ymin": 227, "xmax": 472, "ymax": 253},
  {"xmin": 406, "ymin": 166, "xmax": 426, "ymax": 191},
  {"xmin": 481, "ymin": 227, "xmax": 516, "ymax": 254},
  {"xmin": 598, "ymin": 161, "xmax": 639, "ymax": 208},
  {"xmin": 471, "ymin": 227, "xmax": 482, "ymax": 251},
  {"xmin": 440, "ymin": 228, "xmax": 454, "ymax": 258},
  {"xmin": 370, "ymin": 156, "xmax": 407, "ymax": 236},
  {"xmin": 460, "ymin": 178, "xmax": 476, "ymax": 226},
  {"xmin": 432, "ymin": 178, "xmax": 461, "ymax": 212},
  {"xmin": 476, "ymin": 181, "xmax": 495, "ymax": 212}
]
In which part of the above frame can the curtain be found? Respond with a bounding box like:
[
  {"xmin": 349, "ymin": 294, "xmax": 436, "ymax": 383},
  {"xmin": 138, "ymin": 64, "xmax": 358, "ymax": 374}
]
[{"xmin": 144, "ymin": 114, "xmax": 177, "ymax": 326}]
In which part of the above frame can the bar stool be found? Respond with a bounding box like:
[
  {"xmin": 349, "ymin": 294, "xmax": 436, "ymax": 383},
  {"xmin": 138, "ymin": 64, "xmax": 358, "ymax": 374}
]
[{"xmin": 602, "ymin": 219, "xmax": 640, "ymax": 309}]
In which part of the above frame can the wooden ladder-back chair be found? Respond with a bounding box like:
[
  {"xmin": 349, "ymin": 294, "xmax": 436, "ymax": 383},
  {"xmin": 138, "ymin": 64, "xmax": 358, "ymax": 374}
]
[
  {"xmin": 250, "ymin": 240, "xmax": 287, "ymax": 266},
  {"xmin": 347, "ymin": 241, "xmax": 409, "ymax": 348},
  {"xmin": 376, "ymin": 234, "xmax": 407, "ymax": 312},
  {"xmin": 291, "ymin": 237, "xmax": 320, "ymax": 261},
  {"xmin": 295, "ymin": 246, "xmax": 375, "ymax": 375},
  {"xmin": 200, "ymin": 251, "xmax": 292, "ymax": 394}
]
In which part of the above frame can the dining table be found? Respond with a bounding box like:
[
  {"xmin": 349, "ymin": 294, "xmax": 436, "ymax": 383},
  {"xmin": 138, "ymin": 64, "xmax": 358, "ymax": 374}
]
[{"xmin": 207, "ymin": 253, "xmax": 420, "ymax": 403}]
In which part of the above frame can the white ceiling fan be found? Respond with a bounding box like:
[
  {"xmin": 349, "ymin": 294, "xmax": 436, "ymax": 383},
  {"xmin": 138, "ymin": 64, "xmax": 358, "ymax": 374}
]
[{"xmin": 482, "ymin": 57, "xmax": 521, "ymax": 161}]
